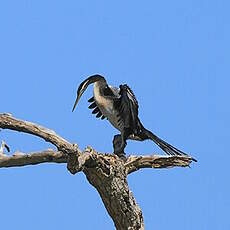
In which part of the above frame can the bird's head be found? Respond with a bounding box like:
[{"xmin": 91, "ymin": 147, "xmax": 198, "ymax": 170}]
[{"xmin": 72, "ymin": 74, "xmax": 106, "ymax": 112}]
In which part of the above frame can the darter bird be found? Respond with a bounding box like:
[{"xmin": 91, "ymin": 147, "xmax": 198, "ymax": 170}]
[{"xmin": 72, "ymin": 74, "xmax": 196, "ymax": 161}]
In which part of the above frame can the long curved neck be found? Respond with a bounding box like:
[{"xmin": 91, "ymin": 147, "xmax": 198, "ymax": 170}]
[
  {"xmin": 93, "ymin": 81, "xmax": 108, "ymax": 104},
  {"xmin": 93, "ymin": 81, "xmax": 107, "ymax": 100}
]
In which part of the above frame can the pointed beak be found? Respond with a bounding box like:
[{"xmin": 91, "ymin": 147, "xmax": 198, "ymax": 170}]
[
  {"xmin": 72, "ymin": 74, "xmax": 105, "ymax": 112},
  {"xmin": 72, "ymin": 95, "xmax": 81, "ymax": 112}
]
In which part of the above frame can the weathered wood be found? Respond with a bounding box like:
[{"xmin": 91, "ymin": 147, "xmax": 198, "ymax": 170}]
[
  {"xmin": 0, "ymin": 113, "xmax": 194, "ymax": 229},
  {"xmin": 0, "ymin": 150, "xmax": 67, "ymax": 168},
  {"xmin": 0, "ymin": 113, "xmax": 77, "ymax": 154},
  {"xmin": 125, "ymin": 155, "xmax": 193, "ymax": 174},
  {"xmin": 82, "ymin": 148, "xmax": 145, "ymax": 230}
]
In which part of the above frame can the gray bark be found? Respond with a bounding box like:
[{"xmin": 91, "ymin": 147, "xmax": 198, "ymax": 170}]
[{"xmin": 0, "ymin": 113, "xmax": 193, "ymax": 229}]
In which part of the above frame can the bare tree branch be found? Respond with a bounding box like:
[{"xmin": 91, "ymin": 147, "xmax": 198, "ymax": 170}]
[
  {"xmin": 0, "ymin": 113, "xmax": 195, "ymax": 229},
  {"xmin": 0, "ymin": 150, "xmax": 67, "ymax": 168},
  {"xmin": 0, "ymin": 148, "xmax": 192, "ymax": 173},
  {"xmin": 125, "ymin": 155, "xmax": 193, "ymax": 174},
  {"xmin": 0, "ymin": 113, "xmax": 77, "ymax": 154}
]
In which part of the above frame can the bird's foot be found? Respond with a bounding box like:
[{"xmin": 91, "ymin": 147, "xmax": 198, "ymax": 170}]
[
  {"xmin": 116, "ymin": 152, "xmax": 127, "ymax": 161},
  {"xmin": 113, "ymin": 145, "xmax": 127, "ymax": 160}
]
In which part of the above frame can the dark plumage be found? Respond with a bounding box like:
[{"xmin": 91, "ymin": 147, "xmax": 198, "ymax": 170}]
[
  {"xmin": 72, "ymin": 74, "xmax": 197, "ymax": 161},
  {"xmin": 92, "ymin": 107, "xmax": 100, "ymax": 114},
  {"xmin": 88, "ymin": 102, "xmax": 97, "ymax": 109}
]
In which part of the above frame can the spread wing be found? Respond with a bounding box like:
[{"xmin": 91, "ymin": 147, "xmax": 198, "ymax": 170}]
[
  {"xmin": 116, "ymin": 84, "xmax": 139, "ymax": 134},
  {"xmin": 88, "ymin": 97, "xmax": 106, "ymax": 120}
]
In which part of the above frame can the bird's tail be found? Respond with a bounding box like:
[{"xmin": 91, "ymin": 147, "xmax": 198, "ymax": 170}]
[{"xmin": 142, "ymin": 128, "xmax": 197, "ymax": 162}]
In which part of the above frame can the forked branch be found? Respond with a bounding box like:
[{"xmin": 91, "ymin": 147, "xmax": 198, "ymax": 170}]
[{"xmin": 0, "ymin": 113, "xmax": 194, "ymax": 230}]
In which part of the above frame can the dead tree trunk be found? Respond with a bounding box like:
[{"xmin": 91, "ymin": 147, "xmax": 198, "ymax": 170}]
[
  {"xmin": 81, "ymin": 150, "xmax": 144, "ymax": 230},
  {"xmin": 0, "ymin": 113, "xmax": 193, "ymax": 230}
]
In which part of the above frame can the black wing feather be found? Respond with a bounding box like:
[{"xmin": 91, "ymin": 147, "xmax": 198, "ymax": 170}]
[
  {"xmin": 88, "ymin": 97, "xmax": 94, "ymax": 103},
  {"xmin": 88, "ymin": 97, "xmax": 106, "ymax": 120},
  {"xmin": 117, "ymin": 84, "xmax": 139, "ymax": 134},
  {"xmin": 92, "ymin": 107, "xmax": 100, "ymax": 114},
  {"xmin": 88, "ymin": 102, "xmax": 97, "ymax": 109},
  {"xmin": 101, "ymin": 115, "xmax": 106, "ymax": 120},
  {"xmin": 96, "ymin": 111, "xmax": 102, "ymax": 118}
]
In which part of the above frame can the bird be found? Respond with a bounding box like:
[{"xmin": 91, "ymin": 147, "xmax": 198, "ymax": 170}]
[
  {"xmin": 0, "ymin": 140, "xmax": 10, "ymax": 156},
  {"xmin": 72, "ymin": 74, "xmax": 196, "ymax": 162}
]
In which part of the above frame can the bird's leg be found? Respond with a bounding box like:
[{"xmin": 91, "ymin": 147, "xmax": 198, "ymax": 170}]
[{"xmin": 113, "ymin": 134, "xmax": 126, "ymax": 160}]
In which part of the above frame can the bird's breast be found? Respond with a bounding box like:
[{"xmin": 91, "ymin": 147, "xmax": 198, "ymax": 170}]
[
  {"xmin": 93, "ymin": 83, "xmax": 113, "ymax": 113},
  {"xmin": 93, "ymin": 83, "xmax": 122, "ymax": 131}
]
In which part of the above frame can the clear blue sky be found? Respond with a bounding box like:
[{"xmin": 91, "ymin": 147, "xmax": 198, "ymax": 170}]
[{"xmin": 0, "ymin": 1, "xmax": 229, "ymax": 229}]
